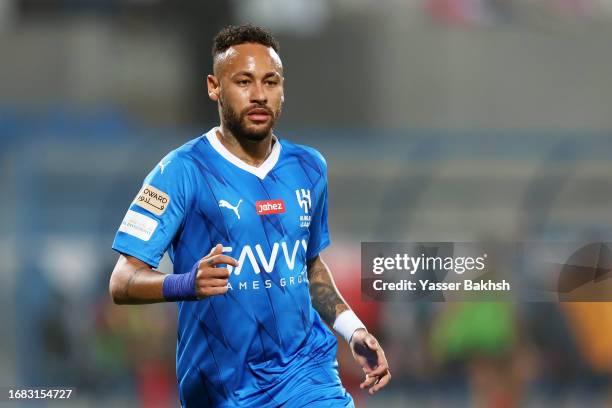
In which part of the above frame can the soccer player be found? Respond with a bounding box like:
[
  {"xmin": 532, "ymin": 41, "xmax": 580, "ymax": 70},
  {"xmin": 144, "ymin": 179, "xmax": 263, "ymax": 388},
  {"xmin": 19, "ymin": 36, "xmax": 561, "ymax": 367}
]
[{"xmin": 109, "ymin": 24, "xmax": 390, "ymax": 407}]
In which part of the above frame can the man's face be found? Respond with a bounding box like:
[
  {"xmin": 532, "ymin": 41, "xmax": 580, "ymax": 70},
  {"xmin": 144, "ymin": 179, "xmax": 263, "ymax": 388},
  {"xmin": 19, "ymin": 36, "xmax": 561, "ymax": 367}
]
[{"xmin": 208, "ymin": 43, "xmax": 284, "ymax": 141}]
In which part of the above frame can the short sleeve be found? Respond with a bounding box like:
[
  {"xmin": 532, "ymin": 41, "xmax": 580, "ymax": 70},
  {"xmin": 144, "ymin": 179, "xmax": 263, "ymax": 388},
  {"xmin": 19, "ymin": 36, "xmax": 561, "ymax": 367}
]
[
  {"xmin": 306, "ymin": 157, "xmax": 331, "ymax": 261},
  {"xmin": 112, "ymin": 152, "xmax": 193, "ymax": 268}
]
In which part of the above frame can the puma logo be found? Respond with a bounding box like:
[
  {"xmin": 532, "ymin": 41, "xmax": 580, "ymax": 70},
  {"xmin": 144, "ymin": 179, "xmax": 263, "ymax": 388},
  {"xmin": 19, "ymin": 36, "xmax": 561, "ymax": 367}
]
[
  {"xmin": 219, "ymin": 199, "xmax": 243, "ymax": 220},
  {"xmin": 159, "ymin": 160, "xmax": 172, "ymax": 174}
]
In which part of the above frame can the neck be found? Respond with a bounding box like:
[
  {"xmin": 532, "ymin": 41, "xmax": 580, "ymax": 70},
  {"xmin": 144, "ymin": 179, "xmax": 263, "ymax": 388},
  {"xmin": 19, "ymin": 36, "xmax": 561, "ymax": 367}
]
[{"xmin": 217, "ymin": 125, "xmax": 274, "ymax": 167}]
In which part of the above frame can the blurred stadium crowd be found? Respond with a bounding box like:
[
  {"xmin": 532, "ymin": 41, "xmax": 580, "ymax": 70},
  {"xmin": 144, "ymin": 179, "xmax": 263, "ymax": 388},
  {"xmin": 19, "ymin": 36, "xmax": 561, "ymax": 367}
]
[{"xmin": 2, "ymin": 1, "xmax": 612, "ymax": 407}]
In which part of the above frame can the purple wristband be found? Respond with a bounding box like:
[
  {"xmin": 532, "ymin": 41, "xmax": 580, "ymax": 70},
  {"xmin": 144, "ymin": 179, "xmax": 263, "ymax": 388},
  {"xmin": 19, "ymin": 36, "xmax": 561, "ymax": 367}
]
[{"xmin": 163, "ymin": 262, "xmax": 198, "ymax": 301}]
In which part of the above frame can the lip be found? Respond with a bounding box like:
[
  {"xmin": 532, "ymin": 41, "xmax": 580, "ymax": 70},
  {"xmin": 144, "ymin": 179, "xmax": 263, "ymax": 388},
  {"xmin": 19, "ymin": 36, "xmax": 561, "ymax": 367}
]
[
  {"xmin": 247, "ymin": 108, "xmax": 271, "ymax": 116},
  {"xmin": 246, "ymin": 108, "xmax": 271, "ymax": 122}
]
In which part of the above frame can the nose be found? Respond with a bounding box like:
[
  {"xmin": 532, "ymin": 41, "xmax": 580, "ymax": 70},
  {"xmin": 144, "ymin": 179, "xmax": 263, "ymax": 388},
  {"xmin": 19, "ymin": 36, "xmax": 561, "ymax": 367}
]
[{"xmin": 249, "ymin": 82, "xmax": 267, "ymax": 104}]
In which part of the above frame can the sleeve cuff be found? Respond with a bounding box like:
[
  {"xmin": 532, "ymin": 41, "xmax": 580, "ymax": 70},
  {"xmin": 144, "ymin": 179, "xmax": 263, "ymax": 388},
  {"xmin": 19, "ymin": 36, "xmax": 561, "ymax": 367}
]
[
  {"xmin": 111, "ymin": 244, "xmax": 161, "ymax": 269},
  {"xmin": 306, "ymin": 237, "xmax": 331, "ymax": 261}
]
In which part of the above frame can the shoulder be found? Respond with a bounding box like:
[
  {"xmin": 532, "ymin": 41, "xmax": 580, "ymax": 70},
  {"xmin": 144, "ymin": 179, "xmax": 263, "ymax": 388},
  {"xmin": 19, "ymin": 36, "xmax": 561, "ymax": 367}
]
[
  {"xmin": 280, "ymin": 138, "xmax": 328, "ymax": 176},
  {"xmin": 144, "ymin": 134, "xmax": 207, "ymax": 186},
  {"xmin": 165, "ymin": 134, "xmax": 207, "ymax": 165},
  {"xmin": 151, "ymin": 134, "xmax": 212, "ymax": 179}
]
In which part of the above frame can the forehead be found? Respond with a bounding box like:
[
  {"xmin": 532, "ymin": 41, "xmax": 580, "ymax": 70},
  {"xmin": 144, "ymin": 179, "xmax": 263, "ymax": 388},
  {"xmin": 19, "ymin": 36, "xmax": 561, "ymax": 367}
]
[{"xmin": 215, "ymin": 43, "xmax": 283, "ymax": 76}]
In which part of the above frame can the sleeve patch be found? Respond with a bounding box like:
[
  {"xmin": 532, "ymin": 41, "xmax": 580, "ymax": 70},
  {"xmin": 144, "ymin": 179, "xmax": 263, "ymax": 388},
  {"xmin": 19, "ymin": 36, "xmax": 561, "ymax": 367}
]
[
  {"xmin": 133, "ymin": 184, "xmax": 171, "ymax": 216},
  {"xmin": 119, "ymin": 210, "xmax": 158, "ymax": 241}
]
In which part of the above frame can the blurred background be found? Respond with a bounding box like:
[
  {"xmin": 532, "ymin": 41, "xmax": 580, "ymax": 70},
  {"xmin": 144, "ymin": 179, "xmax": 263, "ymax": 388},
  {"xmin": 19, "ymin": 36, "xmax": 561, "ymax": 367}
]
[{"xmin": 2, "ymin": 0, "xmax": 612, "ymax": 406}]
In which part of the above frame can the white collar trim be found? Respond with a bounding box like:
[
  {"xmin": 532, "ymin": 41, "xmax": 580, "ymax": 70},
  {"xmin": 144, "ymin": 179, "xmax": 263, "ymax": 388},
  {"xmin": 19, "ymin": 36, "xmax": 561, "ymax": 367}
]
[{"xmin": 205, "ymin": 127, "xmax": 281, "ymax": 180}]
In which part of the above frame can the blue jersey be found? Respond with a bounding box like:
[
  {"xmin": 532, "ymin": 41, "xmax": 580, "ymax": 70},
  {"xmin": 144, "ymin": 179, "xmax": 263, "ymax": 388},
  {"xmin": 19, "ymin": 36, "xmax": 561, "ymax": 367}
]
[{"xmin": 112, "ymin": 128, "xmax": 354, "ymax": 407}]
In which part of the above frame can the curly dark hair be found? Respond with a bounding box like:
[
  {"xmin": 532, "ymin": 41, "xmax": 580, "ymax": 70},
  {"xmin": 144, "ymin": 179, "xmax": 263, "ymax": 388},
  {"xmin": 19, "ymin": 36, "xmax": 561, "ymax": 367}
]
[{"xmin": 212, "ymin": 24, "xmax": 279, "ymax": 59}]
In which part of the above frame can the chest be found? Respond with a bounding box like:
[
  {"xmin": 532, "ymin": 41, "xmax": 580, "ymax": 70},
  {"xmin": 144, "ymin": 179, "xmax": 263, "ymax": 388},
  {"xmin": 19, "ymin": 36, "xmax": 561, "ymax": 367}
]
[{"xmin": 194, "ymin": 170, "xmax": 315, "ymax": 242}]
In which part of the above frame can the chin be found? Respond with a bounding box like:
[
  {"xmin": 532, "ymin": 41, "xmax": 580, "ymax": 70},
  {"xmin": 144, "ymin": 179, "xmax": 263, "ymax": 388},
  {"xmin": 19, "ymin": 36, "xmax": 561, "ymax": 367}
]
[
  {"xmin": 241, "ymin": 122, "xmax": 274, "ymax": 141},
  {"xmin": 242, "ymin": 131, "xmax": 270, "ymax": 142}
]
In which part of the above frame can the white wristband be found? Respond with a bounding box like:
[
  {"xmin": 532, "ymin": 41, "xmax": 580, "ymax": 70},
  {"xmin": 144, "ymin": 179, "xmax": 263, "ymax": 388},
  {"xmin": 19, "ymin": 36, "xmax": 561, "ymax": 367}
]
[{"xmin": 333, "ymin": 310, "xmax": 366, "ymax": 343}]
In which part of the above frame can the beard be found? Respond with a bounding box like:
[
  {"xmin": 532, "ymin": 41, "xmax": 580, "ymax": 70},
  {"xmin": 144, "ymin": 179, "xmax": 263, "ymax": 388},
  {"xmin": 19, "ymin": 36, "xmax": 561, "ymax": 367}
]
[{"xmin": 221, "ymin": 99, "xmax": 281, "ymax": 142}]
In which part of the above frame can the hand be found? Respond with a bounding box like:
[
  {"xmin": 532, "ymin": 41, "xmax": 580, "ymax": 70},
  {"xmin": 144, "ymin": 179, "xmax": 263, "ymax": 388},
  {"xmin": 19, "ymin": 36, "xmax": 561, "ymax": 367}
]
[
  {"xmin": 349, "ymin": 329, "xmax": 391, "ymax": 395},
  {"xmin": 195, "ymin": 244, "xmax": 239, "ymax": 299}
]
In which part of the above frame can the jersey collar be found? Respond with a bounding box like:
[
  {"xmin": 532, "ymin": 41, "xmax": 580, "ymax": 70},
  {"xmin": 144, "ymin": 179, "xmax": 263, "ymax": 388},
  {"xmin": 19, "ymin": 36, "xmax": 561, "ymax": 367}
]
[{"xmin": 205, "ymin": 127, "xmax": 281, "ymax": 180}]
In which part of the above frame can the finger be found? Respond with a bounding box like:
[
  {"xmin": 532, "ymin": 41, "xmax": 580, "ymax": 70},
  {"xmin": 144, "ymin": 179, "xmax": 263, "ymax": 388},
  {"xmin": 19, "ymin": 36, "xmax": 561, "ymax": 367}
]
[
  {"xmin": 366, "ymin": 336, "xmax": 379, "ymax": 351},
  {"xmin": 369, "ymin": 372, "xmax": 391, "ymax": 394},
  {"xmin": 199, "ymin": 267, "xmax": 231, "ymax": 279},
  {"xmin": 208, "ymin": 243, "xmax": 223, "ymax": 257},
  {"xmin": 359, "ymin": 374, "xmax": 377, "ymax": 389},
  {"xmin": 368, "ymin": 358, "xmax": 389, "ymax": 377},
  {"xmin": 200, "ymin": 285, "xmax": 228, "ymax": 297},
  {"xmin": 198, "ymin": 277, "xmax": 229, "ymax": 288},
  {"xmin": 204, "ymin": 254, "xmax": 239, "ymax": 267}
]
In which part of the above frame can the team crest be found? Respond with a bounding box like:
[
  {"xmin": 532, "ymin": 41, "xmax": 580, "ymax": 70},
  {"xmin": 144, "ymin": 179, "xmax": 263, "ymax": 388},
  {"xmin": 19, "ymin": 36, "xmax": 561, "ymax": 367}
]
[{"xmin": 295, "ymin": 189, "xmax": 311, "ymax": 228}]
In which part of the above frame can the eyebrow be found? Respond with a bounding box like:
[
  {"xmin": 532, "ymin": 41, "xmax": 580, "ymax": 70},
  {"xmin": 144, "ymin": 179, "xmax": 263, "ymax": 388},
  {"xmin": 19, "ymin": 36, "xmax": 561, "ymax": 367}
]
[{"xmin": 231, "ymin": 71, "xmax": 281, "ymax": 79}]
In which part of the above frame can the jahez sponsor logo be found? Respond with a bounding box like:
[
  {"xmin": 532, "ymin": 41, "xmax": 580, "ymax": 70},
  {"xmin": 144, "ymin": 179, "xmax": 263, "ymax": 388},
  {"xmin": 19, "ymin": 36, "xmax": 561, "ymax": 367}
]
[{"xmin": 256, "ymin": 199, "xmax": 285, "ymax": 215}]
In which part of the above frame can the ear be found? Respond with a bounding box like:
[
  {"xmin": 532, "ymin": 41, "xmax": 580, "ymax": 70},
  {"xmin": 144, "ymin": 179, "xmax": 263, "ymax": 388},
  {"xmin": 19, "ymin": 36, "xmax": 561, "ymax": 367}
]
[{"xmin": 207, "ymin": 75, "xmax": 220, "ymax": 102}]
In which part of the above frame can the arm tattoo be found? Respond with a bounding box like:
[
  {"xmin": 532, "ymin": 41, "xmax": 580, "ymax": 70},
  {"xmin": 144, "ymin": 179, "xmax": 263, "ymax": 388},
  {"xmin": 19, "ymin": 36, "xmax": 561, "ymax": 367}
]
[
  {"xmin": 310, "ymin": 282, "xmax": 349, "ymax": 326},
  {"xmin": 308, "ymin": 259, "xmax": 349, "ymax": 326},
  {"xmin": 122, "ymin": 266, "xmax": 149, "ymax": 299}
]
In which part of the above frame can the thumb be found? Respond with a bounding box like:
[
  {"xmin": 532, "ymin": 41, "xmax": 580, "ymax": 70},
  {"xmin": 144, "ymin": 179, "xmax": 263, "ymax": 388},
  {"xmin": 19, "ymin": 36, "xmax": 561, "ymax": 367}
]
[
  {"xmin": 208, "ymin": 243, "xmax": 223, "ymax": 257},
  {"xmin": 366, "ymin": 336, "xmax": 378, "ymax": 351}
]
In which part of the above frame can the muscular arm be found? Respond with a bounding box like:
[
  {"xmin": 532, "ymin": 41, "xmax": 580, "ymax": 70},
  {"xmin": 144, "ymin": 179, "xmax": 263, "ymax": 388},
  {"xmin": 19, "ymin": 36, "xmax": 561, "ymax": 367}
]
[
  {"xmin": 307, "ymin": 255, "xmax": 350, "ymax": 326},
  {"xmin": 109, "ymin": 245, "xmax": 236, "ymax": 305},
  {"xmin": 308, "ymin": 254, "xmax": 392, "ymax": 394},
  {"xmin": 109, "ymin": 254, "xmax": 167, "ymax": 304}
]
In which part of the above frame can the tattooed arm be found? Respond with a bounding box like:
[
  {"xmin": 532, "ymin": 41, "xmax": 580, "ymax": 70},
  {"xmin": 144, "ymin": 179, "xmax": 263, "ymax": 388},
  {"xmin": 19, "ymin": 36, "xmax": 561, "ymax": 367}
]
[
  {"xmin": 109, "ymin": 254, "xmax": 167, "ymax": 304},
  {"xmin": 306, "ymin": 255, "xmax": 350, "ymax": 326},
  {"xmin": 109, "ymin": 246, "xmax": 238, "ymax": 304},
  {"xmin": 307, "ymin": 254, "xmax": 392, "ymax": 395}
]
